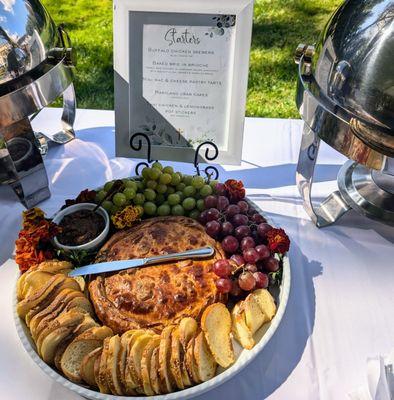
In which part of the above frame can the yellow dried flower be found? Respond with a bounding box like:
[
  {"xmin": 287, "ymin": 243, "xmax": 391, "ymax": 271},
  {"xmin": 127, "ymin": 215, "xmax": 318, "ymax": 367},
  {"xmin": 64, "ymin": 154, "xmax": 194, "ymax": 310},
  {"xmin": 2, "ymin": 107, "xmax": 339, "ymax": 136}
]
[
  {"xmin": 111, "ymin": 205, "xmax": 143, "ymax": 229},
  {"xmin": 22, "ymin": 207, "xmax": 46, "ymax": 229}
]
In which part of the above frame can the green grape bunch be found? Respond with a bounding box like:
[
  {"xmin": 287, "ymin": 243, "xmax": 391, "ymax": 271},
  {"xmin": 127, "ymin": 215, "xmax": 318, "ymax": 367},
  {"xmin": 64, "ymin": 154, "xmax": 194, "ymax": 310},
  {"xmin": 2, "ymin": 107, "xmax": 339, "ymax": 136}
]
[{"xmin": 96, "ymin": 163, "xmax": 220, "ymax": 221}]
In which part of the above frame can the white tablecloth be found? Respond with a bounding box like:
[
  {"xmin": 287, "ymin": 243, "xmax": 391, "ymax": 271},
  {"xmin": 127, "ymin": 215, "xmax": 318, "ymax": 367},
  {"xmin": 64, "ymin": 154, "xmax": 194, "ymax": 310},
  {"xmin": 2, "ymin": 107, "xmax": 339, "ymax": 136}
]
[{"xmin": 0, "ymin": 108, "xmax": 393, "ymax": 400}]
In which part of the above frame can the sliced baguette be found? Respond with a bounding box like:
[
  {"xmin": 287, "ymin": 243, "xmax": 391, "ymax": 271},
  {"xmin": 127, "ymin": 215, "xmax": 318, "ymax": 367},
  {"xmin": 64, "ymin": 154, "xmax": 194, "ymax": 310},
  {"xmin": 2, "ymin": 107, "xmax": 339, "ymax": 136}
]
[
  {"xmin": 124, "ymin": 330, "xmax": 148, "ymax": 393},
  {"xmin": 169, "ymin": 328, "xmax": 185, "ymax": 390},
  {"xmin": 128, "ymin": 333, "xmax": 156, "ymax": 391},
  {"xmin": 36, "ymin": 308, "xmax": 88, "ymax": 355},
  {"xmin": 178, "ymin": 317, "xmax": 198, "ymax": 351},
  {"xmin": 81, "ymin": 347, "xmax": 102, "ymax": 387},
  {"xmin": 72, "ymin": 314, "xmax": 99, "ymax": 337},
  {"xmin": 61, "ymin": 338, "xmax": 102, "ymax": 382},
  {"xmin": 53, "ymin": 317, "xmax": 105, "ymax": 370},
  {"xmin": 40, "ymin": 326, "xmax": 73, "ymax": 364},
  {"xmin": 118, "ymin": 330, "xmax": 137, "ymax": 395},
  {"xmin": 94, "ymin": 350, "xmax": 102, "ymax": 390},
  {"xmin": 231, "ymin": 302, "xmax": 254, "ymax": 350},
  {"xmin": 32, "ymin": 293, "xmax": 89, "ymax": 341},
  {"xmin": 244, "ymin": 293, "xmax": 266, "ymax": 334},
  {"xmin": 149, "ymin": 346, "xmax": 161, "ymax": 395},
  {"xmin": 54, "ymin": 336, "xmax": 74, "ymax": 371},
  {"xmin": 252, "ymin": 289, "xmax": 277, "ymax": 322},
  {"xmin": 28, "ymin": 288, "xmax": 83, "ymax": 332},
  {"xmin": 140, "ymin": 336, "xmax": 160, "ymax": 396},
  {"xmin": 78, "ymin": 326, "xmax": 113, "ymax": 341},
  {"xmin": 201, "ymin": 303, "xmax": 235, "ymax": 368},
  {"xmin": 184, "ymin": 336, "xmax": 201, "ymax": 384},
  {"xmin": 17, "ymin": 274, "xmax": 66, "ymax": 319},
  {"xmin": 193, "ymin": 331, "xmax": 217, "ymax": 382},
  {"xmin": 158, "ymin": 325, "xmax": 175, "ymax": 393},
  {"xmin": 97, "ymin": 337, "xmax": 111, "ymax": 394},
  {"xmin": 19, "ymin": 275, "xmax": 81, "ymax": 321},
  {"xmin": 106, "ymin": 335, "xmax": 124, "ymax": 395},
  {"xmin": 19, "ymin": 270, "xmax": 53, "ymax": 300},
  {"xmin": 35, "ymin": 260, "xmax": 73, "ymax": 274},
  {"xmin": 16, "ymin": 260, "xmax": 72, "ymax": 300}
]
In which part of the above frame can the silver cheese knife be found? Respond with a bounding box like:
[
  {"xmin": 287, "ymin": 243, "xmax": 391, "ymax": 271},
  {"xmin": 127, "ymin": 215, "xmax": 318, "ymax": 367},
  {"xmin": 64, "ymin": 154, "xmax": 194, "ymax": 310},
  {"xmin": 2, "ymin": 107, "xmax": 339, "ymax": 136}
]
[{"xmin": 68, "ymin": 246, "xmax": 214, "ymax": 277}]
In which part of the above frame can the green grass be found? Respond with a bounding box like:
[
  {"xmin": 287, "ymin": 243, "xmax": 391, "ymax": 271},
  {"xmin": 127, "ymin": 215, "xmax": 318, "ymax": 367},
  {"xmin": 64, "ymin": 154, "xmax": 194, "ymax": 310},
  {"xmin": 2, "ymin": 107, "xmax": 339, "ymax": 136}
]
[{"xmin": 43, "ymin": 0, "xmax": 342, "ymax": 118}]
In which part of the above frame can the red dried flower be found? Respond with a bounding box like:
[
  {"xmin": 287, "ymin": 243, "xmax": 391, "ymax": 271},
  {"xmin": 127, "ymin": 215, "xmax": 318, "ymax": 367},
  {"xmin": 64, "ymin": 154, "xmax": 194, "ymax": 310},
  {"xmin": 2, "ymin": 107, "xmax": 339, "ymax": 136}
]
[
  {"xmin": 224, "ymin": 179, "xmax": 245, "ymax": 202},
  {"xmin": 15, "ymin": 209, "xmax": 59, "ymax": 273},
  {"xmin": 266, "ymin": 228, "xmax": 290, "ymax": 254},
  {"xmin": 62, "ymin": 189, "xmax": 97, "ymax": 210}
]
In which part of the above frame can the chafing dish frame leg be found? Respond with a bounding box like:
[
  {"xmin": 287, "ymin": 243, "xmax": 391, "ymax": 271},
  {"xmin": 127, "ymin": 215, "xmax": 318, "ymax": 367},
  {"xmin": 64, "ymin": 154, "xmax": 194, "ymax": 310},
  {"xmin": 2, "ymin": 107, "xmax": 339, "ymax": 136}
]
[
  {"xmin": 1, "ymin": 118, "xmax": 51, "ymax": 208},
  {"xmin": 296, "ymin": 123, "xmax": 350, "ymax": 227},
  {"xmin": 30, "ymin": 82, "xmax": 76, "ymax": 147}
]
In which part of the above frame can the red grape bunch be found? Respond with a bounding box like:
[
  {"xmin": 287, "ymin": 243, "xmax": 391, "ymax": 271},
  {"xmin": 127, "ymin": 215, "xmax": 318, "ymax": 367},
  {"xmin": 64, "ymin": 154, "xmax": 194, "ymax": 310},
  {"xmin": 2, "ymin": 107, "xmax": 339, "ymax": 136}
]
[{"xmin": 203, "ymin": 181, "xmax": 281, "ymax": 296}]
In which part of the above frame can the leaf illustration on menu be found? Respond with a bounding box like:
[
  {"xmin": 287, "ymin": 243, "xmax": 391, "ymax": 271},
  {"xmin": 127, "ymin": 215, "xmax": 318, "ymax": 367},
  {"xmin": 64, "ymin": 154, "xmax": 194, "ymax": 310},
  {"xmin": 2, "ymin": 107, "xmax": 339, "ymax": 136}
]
[{"xmin": 137, "ymin": 119, "xmax": 191, "ymax": 147}]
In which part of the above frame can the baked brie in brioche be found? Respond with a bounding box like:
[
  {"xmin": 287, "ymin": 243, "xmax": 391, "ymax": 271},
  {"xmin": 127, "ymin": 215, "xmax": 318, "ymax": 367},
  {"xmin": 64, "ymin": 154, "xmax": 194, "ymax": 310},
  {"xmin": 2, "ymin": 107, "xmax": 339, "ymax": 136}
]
[{"xmin": 89, "ymin": 217, "xmax": 226, "ymax": 334}]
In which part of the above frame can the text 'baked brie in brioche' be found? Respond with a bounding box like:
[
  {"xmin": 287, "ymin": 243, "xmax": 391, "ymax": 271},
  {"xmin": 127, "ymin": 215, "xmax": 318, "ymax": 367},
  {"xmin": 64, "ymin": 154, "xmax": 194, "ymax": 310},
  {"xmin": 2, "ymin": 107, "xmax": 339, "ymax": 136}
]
[{"xmin": 89, "ymin": 217, "xmax": 226, "ymax": 334}]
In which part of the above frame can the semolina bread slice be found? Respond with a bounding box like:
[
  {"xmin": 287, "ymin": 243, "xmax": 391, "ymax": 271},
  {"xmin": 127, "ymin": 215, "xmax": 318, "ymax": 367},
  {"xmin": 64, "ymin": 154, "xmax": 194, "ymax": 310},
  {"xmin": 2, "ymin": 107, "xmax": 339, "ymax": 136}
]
[
  {"xmin": 78, "ymin": 326, "xmax": 113, "ymax": 341},
  {"xmin": 54, "ymin": 336, "xmax": 74, "ymax": 371},
  {"xmin": 123, "ymin": 330, "xmax": 147, "ymax": 393},
  {"xmin": 128, "ymin": 333, "xmax": 156, "ymax": 390},
  {"xmin": 106, "ymin": 335, "xmax": 124, "ymax": 395},
  {"xmin": 201, "ymin": 303, "xmax": 235, "ymax": 368},
  {"xmin": 31, "ymin": 292, "xmax": 89, "ymax": 341},
  {"xmin": 252, "ymin": 289, "xmax": 277, "ymax": 322},
  {"xmin": 28, "ymin": 288, "xmax": 83, "ymax": 332},
  {"xmin": 35, "ymin": 260, "xmax": 73, "ymax": 274},
  {"xmin": 36, "ymin": 308, "xmax": 88, "ymax": 355},
  {"xmin": 169, "ymin": 328, "xmax": 185, "ymax": 390},
  {"xmin": 51, "ymin": 312, "xmax": 98, "ymax": 370},
  {"xmin": 16, "ymin": 270, "xmax": 30, "ymax": 301},
  {"xmin": 17, "ymin": 274, "xmax": 66, "ymax": 319},
  {"xmin": 81, "ymin": 346, "xmax": 102, "ymax": 387},
  {"xmin": 40, "ymin": 326, "xmax": 73, "ymax": 364},
  {"xmin": 178, "ymin": 317, "xmax": 198, "ymax": 351},
  {"xmin": 244, "ymin": 293, "xmax": 266, "ymax": 334},
  {"xmin": 231, "ymin": 302, "xmax": 254, "ymax": 350},
  {"xmin": 149, "ymin": 346, "xmax": 161, "ymax": 395},
  {"xmin": 158, "ymin": 325, "xmax": 175, "ymax": 393},
  {"xmin": 72, "ymin": 276, "xmax": 85, "ymax": 292},
  {"xmin": 118, "ymin": 330, "xmax": 137, "ymax": 395},
  {"xmin": 193, "ymin": 331, "xmax": 217, "ymax": 382},
  {"xmin": 25, "ymin": 284, "xmax": 82, "ymax": 328},
  {"xmin": 18, "ymin": 270, "xmax": 53, "ymax": 301},
  {"xmin": 94, "ymin": 349, "xmax": 102, "ymax": 389},
  {"xmin": 184, "ymin": 336, "xmax": 201, "ymax": 384},
  {"xmin": 97, "ymin": 337, "xmax": 111, "ymax": 394},
  {"xmin": 16, "ymin": 260, "xmax": 72, "ymax": 301},
  {"xmin": 60, "ymin": 338, "xmax": 102, "ymax": 382},
  {"xmin": 54, "ymin": 325, "xmax": 112, "ymax": 371},
  {"xmin": 72, "ymin": 314, "xmax": 99, "ymax": 337},
  {"xmin": 140, "ymin": 336, "xmax": 161, "ymax": 396},
  {"xmin": 66, "ymin": 296, "xmax": 94, "ymax": 317},
  {"xmin": 19, "ymin": 275, "xmax": 82, "ymax": 321}
]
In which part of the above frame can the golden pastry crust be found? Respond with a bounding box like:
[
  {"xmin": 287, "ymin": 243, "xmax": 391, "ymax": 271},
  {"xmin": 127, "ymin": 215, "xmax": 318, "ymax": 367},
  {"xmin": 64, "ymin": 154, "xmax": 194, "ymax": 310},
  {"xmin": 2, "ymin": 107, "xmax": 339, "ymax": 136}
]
[{"xmin": 89, "ymin": 216, "xmax": 225, "ymax": 334}]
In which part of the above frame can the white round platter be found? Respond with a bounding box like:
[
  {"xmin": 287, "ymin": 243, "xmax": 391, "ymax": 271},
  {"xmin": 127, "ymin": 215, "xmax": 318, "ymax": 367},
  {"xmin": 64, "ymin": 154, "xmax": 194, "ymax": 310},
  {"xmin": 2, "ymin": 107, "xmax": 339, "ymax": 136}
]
[{"xmin": 14, "ymin": 200, "xmax": 291, "ymax": 400}]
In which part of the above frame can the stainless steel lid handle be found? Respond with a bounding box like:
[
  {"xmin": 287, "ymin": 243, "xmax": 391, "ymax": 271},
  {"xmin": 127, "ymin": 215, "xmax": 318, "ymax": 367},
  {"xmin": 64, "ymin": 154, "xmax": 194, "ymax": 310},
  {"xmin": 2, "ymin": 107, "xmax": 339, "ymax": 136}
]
[{"xmin": 296, "ymin": 123, "xmax": 350, "ymax": 227}]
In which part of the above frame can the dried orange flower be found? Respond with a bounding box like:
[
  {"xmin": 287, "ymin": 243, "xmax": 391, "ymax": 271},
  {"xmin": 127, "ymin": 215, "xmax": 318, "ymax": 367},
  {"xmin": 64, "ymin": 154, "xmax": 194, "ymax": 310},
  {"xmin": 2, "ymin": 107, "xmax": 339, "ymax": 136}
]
[
  {"xmin": 15, "ymin": 208, "xmax": 60, "ymax": 273},
  {"xmin": 111, "ymin": 205, "xmax": 143, "ymax": 229}
]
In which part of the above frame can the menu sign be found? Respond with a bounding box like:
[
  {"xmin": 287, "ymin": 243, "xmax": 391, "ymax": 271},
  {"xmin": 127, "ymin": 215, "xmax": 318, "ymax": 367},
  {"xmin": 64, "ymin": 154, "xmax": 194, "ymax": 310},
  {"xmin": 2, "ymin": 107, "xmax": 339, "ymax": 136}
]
[
  {"xmin": 114, "ymin": 1, "xmax": 254, "ymax": 165},
  {"xmin": 142, "ymin": 23, "xmax": 235, "ymax": 151}
]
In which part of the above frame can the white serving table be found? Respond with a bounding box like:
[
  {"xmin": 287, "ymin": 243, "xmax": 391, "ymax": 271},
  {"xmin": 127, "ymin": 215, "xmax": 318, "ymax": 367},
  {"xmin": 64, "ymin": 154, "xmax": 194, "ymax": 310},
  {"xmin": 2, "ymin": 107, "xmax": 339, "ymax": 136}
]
[{"xmin": 0, "ymin": 108, "xmax": 393, "ymax": 400}]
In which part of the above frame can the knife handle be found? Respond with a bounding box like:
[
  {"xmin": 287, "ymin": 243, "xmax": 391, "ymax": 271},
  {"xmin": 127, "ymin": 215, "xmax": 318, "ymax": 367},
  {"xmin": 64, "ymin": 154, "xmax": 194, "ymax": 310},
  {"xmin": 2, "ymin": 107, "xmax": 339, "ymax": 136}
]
[{"xmin": 144, "ymin": 246, "xmax": 214, "ymax": 265}]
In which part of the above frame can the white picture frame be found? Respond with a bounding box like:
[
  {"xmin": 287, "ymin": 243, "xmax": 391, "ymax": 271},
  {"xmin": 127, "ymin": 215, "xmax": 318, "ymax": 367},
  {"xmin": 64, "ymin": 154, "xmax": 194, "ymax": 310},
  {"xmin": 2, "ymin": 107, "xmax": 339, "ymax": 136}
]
[{"xmin": 114, "ymin": 0, "xmax": 254, "ymax": 165}]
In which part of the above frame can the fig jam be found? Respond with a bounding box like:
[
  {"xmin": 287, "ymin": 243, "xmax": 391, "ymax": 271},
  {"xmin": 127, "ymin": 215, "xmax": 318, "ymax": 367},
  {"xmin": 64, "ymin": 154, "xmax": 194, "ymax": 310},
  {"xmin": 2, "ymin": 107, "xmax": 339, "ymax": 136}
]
[{"xmin": 57, "ymin": 210, "xmax": 105, "ymax": 246}]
